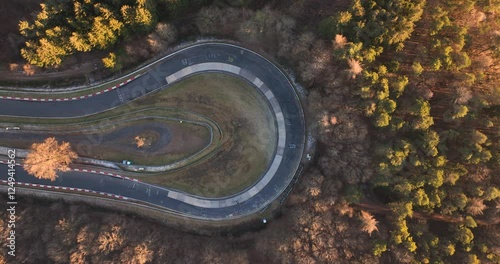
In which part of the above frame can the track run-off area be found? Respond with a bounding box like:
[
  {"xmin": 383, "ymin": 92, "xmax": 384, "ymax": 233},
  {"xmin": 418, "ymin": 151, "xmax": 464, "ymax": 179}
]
[{"xmin": 0, "ymin": 43, "xmax": 306, "ymax": 220}]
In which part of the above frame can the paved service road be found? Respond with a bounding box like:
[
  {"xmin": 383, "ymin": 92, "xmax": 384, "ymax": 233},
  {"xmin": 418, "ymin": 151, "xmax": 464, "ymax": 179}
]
[{"xmin": 0, "ymin": 43, "xmax": 305, "ymax": 220}]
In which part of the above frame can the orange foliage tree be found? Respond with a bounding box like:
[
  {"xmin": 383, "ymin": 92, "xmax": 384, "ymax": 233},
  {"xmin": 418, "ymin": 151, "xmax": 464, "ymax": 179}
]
[
  {"xmin": 24, "ymin": 137, "xmax": 78, "ymax": 181},
  {"xmin": 134, "ymin": 136, "xmax": 146, "ymax": 148}
]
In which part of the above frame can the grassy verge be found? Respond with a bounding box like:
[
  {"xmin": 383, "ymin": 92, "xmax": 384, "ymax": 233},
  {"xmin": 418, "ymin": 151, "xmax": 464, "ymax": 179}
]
[{"xmin": 0, "ymin": 63, "xmax": 154, "ymax": 99}]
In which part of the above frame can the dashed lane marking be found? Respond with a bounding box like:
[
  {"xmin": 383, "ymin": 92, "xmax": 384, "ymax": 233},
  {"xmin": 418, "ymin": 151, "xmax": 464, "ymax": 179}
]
[
  {"xmin": 2, "ymin": 180, "xmax": 130, "ymax": 201},
  {"xmin": 0, "ymin": 74, "xmax": 142, "ymax": 102}
]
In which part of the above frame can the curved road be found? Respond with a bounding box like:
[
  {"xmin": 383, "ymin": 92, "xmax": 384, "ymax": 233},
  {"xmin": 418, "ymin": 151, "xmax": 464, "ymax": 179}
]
[{"xmin": 0, "ymin": 43, "xmax": 305, "ymax": 220}]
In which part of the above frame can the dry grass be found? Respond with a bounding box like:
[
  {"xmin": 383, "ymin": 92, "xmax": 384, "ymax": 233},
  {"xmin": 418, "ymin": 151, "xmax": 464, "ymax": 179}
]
[
  {"xmin": 134, "ymin": 73, "xmax": 277, "ymax": 197},
  {"xmin": 0, "ymin": 117, "xmax": 211, "ymax": 166}
]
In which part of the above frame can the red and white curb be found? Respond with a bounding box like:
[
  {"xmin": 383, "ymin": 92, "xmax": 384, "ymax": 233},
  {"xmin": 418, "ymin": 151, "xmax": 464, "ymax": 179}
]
[
  {"xmin": 0, "ymin": 74, "xmax": 141, "ymax": 102},
  {"xmin": 0, "ymin": 160, "xmax": 140, "ymax": 183},
  {"xmin": 0, "ymin": 179, "xmax": 129, "ymax": 200}
]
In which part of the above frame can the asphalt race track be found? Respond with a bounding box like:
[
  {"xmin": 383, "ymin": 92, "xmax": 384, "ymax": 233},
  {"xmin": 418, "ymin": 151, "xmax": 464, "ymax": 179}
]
[{"xmin": 0, "ymin": 43, "xmax": 305, "ymax": 220}]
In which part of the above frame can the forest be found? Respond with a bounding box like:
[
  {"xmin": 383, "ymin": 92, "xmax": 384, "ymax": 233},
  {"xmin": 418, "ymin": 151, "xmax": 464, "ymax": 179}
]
[
  {"xmin": 0, "ymin": 0, "xmax": 498, "ymax": 263},
  {"xmin": 16, "ymin": 0, "xmax": 208, "ymax": 68}
]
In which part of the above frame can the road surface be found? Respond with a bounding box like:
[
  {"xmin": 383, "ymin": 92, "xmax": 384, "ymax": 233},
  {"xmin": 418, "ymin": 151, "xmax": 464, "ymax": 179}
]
[{"xmin": 0, "ymin": 43, "xmax": 305, "ymax": 220}]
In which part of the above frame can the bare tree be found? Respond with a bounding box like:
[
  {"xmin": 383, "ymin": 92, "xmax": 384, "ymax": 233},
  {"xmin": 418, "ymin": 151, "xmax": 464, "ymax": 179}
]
[
  {"xmin": 147, "ymin": 33, "xmax": 167, "ymax": 54},
  {"xmin": 467, "ymin": 198, "xmax": 487, "ymax": 216},
  {"xmin": 98, "ymin": 225, "xmax": 124, "ymax": 253},
  {"xmin": 24, "ymin": 137, "xmax": 78, "ymax": 181},
  {"xmin": 454, "ymin": 86, "xmax": 473, "ymax": 105},
  {"xmin": 133, "ymin": 243, "xmax": 153, "ymax": 264},
  {"xmin": 120, "ymin": 242, "xmax": 153, "ymax": 264},
  {"xmin": 291, "ymin": 32, "xmax": 315, "ymax": 57},
  {"xmin": 155, "ymin": 23, "xmax": 177, "ymax": 44},
  {"xmin": 196, "ymin": 7, "xmax": 223, "ymax": 34},
  {"xmin": 474, "ymin": 54, "xmax": 493, "ymax": 69}
]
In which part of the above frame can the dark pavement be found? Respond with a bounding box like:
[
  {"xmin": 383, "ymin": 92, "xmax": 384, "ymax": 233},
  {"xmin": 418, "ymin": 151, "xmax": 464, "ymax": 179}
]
[{"xmin": 0, "ymin": 43, "xmax": 305, "ymax": 220}]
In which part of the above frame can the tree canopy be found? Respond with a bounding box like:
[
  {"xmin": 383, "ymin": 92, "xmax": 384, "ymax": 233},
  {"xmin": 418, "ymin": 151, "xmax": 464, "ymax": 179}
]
[
  {"xmin": 24, "ymin": 137, "xmax": 78, "ymax": 181},
  {"xmin": 19, "ymin": 0, "xmax": 156, "ymax": 67}
]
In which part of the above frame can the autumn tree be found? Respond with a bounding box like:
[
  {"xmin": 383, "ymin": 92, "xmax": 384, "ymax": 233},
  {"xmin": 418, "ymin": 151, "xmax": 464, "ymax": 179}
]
[
  {"xmin": 21, "ymin": 39, "xmax": 68, "ymax": 67},
  {"xmin": 102, "ymin": 52, "xmax": 120, "ymax": 70},
  {"xmin": 98, "ymin": 225, "xmax": 124, "ymax": 253},
  {"xmin": 24, "ymin": 137, "xmax": 78, "ymax": 181},
  {"xmin": 87, "ymin": 8, "xmax": 123, "ymax": 49},
  {"xmin": 412, "ymin": 62, "xmax": 424, "ymax": 75},
  {"xmin": 333, "ymin": 34, "xmax": 347, "ymax": 50},
  {"xmin": 135, "ymin": 136, "xmax": 146, "ymax": 148},
  {"xmin": 22, "ymin": 64, "xmax": 37, "ymax": 76},
  {"xmin": 19, "ymin": 0, "xmax": 158, "ymax": 67},
  {"xmin": 346, "ymin": 58, "xmax": 363, "ymax": 79},
  {"xmin": 320, "ymin": 0, "xmax": 425, "ymax": 49},
  {"xmin": 121, "ymin": 0, "xmax": 155, "ymax": 31},
  {"xmin": 359, "ymin": 211, "xmax": 379, "ymax": 236}
]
